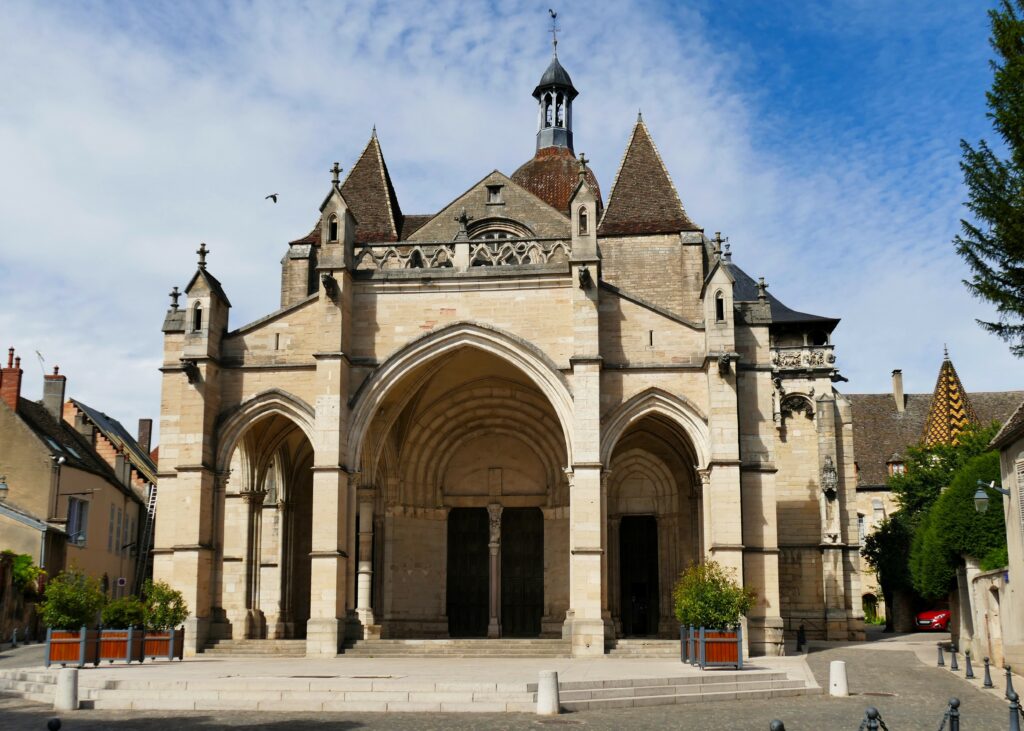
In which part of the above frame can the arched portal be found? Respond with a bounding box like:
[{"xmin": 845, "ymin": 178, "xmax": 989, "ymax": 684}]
[
  {"xmin": 604, "ymin": 410, "xmax": 702, "ymax": 638},
  {"xmin": 354, "ymin": 343, "xmax": 571, "ymax": 639},
  {"xmin": 212, "ymin": 410, "xmax": 314, "ymax": 640}
]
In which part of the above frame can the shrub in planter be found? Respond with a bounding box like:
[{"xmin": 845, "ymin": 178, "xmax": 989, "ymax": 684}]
[
  {"xmin": 141, "ymin": 580, "xmax": 189, "ymax": 660},
  {"xmin": 40, "ymin": 569, "xmax": 105, "ymax": 667},
  {"xmin": 101, "ymin": 596, "xmax": 146, "ymax": 629},
  {"xmin": 673, "ymin": 561, "xmax": 755, "ymax": 668}
]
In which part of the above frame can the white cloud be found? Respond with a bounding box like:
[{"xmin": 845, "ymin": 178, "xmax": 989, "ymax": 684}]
[{"xmin": 0, "ymin": 0, "xmax": 1019, "ymax": 447}]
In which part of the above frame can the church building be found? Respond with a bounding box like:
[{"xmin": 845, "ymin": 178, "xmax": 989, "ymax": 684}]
[{"xmin": 154, "ymin": 47, "xmax": 865, "ymax": 657}]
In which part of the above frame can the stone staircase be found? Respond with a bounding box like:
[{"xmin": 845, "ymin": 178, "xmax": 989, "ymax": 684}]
[
  {"xmin": 202, "ymin": 639, "xmax": 306, "ymax": 657},
  {"xmin": 606, "ymin": 639, "xmax": 681, "ymax": 658},
  {"xmin": 341, "ymin": 638, "xmax": 572, "ymax": 658}
]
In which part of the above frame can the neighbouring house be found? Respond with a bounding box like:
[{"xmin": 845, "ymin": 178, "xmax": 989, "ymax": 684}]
[
  {"xmin": 0, "ymin": 347, "xmax": 151, "ymax": 599},
  {"xmin": 847, "ymin": 353, "xmax": 1023, "ymax": 629}
]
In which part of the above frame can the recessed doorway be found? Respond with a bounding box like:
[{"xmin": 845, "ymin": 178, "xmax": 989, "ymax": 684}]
[
  {"xmin": 620, "ymin": 515, "xmax": 659, "ymax": 636},
  {"xmin": 447, "ymin": 508, "xmax": 489, "ymax": 638}
]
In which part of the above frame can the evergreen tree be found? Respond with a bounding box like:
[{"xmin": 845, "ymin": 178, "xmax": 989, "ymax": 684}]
[{"xmin": 955, "ymin": 0, "xmax": 1024, "ymax": 356}]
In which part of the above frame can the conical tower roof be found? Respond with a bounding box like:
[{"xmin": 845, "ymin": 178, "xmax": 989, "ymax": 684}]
[
  {"xmin": 340, "ymin": 129, "xmax": 403, "ymax": 243},
  {"xmin": 921, "ymin": 351, "xmax": 979, "ymax": 446}
]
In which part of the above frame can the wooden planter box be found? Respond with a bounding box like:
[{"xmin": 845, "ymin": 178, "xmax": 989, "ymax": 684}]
[
  {"xmin": 45, "ymin": 627, "xmax": 100, "ymax": 668},
  {"xmin": 98, "ymin": 628, "xmax": 145, "ymax": 664},
  {"xmin": 143, "ymin": 627, "xmax": 184, "ymax": 661},
  {"xmin": 694, "ymin": 625, "xmax": 743, "ymax": 669}
]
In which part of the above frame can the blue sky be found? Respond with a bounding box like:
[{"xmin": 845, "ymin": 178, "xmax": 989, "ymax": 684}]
[{"xmin": 0, "ymin": 0, "xmax": 1018, "ymax": 440}]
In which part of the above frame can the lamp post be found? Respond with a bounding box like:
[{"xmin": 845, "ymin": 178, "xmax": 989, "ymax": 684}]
[{"xmin": 974, "ymin": 479, "xmax": 1010, "ymax": 514}]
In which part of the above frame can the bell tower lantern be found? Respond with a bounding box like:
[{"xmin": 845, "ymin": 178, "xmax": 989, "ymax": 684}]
[{"xmin": 533, "ymin": 40, "xmax": 578, "ymax": 153}]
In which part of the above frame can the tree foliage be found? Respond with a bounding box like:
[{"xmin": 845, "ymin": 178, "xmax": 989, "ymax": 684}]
[
  {"xmin": 672, "ymin": 560, "xmax": 755, "ymax": 629},
  {"xmin": 955, "ymin": 0, "xmax": 1024, "ymax": 356},
  {"xmin": 141, "ymin": 579, "xmax": 189, "ymax": 630},
  {"xmin": 101, "ymin": 596, "xmax": 146, "ymax": 629},
  {"xmin": 39, "ymin": 569, "xmax": 106, "ymax": 629},
  {"xmin": 910, "ymin": 452, "xmax": 1006, "ymax": 599},
  {"xmin": 1, "ymin": 551, "xmax": 44, "ymax": 595}
]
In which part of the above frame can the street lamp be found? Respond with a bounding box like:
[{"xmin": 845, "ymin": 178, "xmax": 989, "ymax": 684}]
[
  {"xmin": 973, "ymin": 479, "xmax": 1010, "ymax": 514},
  {"xmin": 821, "ymin": 455, "xmax": 839, "ymax": 501}
]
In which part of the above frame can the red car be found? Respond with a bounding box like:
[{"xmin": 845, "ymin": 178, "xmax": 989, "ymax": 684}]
[{"xmin": 916, "ymin": 609, "xmax": 951, "ymax": 631}]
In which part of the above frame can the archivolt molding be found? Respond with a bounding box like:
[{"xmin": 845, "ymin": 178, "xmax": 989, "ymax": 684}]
[
  {"xmin": 600, "ymin": 388, "xmax": 710, "ymax": 467},
  {"xmin": 609, "ymin": 448, "xmax": 679, "ymax": 514},
  {"xmin": 347, "ymin": 322, "xmax": 575, "ymax": 470},
  {"xmin": 215, "ymin": 389, "xmax": 316, "ymax": 474}
]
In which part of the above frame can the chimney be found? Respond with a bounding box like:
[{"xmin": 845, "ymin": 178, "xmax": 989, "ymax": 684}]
[
  {"xmin": 892, "ymin": 369, "xmax": 905, "ymax": 413},
  {"xmin": 137, "ymin": 418, "xmax": 152, "ymax": 455},
  {"xmin": 42, "ymin": 366, "xmax": 66, "ymax": 422},
  {"xmin": 0, "ymin": 348, "xmax": 23, "ymax": 413}
]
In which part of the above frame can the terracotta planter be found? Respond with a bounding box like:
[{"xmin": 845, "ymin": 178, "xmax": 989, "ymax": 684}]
[
  {"xmin": 694, "ymin": 625, "xmax": 743, "ymax": 669},
  {"xmin": 143, "ymin": 627, "xmax": 184, "ymax": 661},
  {"xmin": 98, "ymin": 628, "xmax": 145, "ymax": 664},
  {"xmin": 45, "ymin": 627, "xmax": 100, "ymax": 668}
]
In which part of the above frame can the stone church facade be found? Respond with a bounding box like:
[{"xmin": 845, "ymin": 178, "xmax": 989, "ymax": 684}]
[{"xmin": 154, "ymin": 51, "xmax": 865, "ymax": 657}]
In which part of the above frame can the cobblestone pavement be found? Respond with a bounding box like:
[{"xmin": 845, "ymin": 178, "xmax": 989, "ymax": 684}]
[{"xmin": 0, "ymin": 636, "xmax": 1016, "ymax": 730}]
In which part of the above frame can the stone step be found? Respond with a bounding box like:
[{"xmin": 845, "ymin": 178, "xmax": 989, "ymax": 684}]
[{"xmin": 342, "ymin": 639, "xmax": 572, "ymax": 657}]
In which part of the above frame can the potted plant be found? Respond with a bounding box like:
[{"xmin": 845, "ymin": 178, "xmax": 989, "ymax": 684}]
[
  {"xmin": 41, "ymin": 569, "xmax": 105, "ymax": 668},
  {"xmin": 141, "ymin": 580, "xmax": 188, "ymax": 660},
  {"xmin": 672, "ymin": 560, "xmax": 755, "ymax": 669},
  {"xmin": 98, "ymin": 596, "xmax": 146, "ymax": 663}
]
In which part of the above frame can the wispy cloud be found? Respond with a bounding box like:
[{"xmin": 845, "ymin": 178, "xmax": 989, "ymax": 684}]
[{"xmin": 0, "ymin": 0, "xmax": 1018, "ymax": 443}]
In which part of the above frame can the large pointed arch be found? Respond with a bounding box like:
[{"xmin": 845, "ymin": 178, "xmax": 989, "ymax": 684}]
[
  {"xmin": 215, "ymin": 388, "xmax": 316, "ymax": 473},
  {"xmin": 600, "ymin": 388, "xmax": 709, "ymax": 467},
  {"xmin": 347, "ymin": 321, "xmax": 574, "ymax": 469}
]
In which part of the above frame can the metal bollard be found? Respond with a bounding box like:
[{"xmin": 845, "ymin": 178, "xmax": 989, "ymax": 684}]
[
  {"xmin": 984, "ymin": 657, "xmax": 994, "ymax": 688},
  {"xmin": 769, "ymin": 721, "xmax": 786, "ymax": 731},
  {"xmin": 1010, "ymin": 691, "xmax": 1021, "ymax": 731},
  {"xmin": 938, "ymin": 644, "xmax": 945, "ymax": 667},
  {"xmin": 947, "ymin": 697, "xmax": 960, "ymax": 731},
  {"xmin": 1009, "ymin": 666, "xmax": 1017, "ymax": 700},
  {"xmin": 47, "ymin": 720, "xmax": 61, "ymax": 731},
  {"xmin": 964, "ymin": 651, "xmax": 974, "ymax": 679},
  {"xmin": 950, "ymin": 645, "xmax": 959, "ymax": 672},
  {"xmin": 861, "ymin": 706, "xmax": 886, "ymax": 730}
]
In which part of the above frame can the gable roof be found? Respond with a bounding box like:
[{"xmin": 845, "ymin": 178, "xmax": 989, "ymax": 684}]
[
  {"xmin": 71, "ymin": 399, "xmax": 157, "ymax": 485},
  {"xmin": 731, "ymin": 263, "xmax": 839, "ymax": 328},
  {"xmin": 922, "ymin": 355, "xmax": 980, "ymax": 447},
  {"xmin": 598, "ymin": 119, "xmax": 698, "ymax": 236},
  {"xmin": 340, "ymin": 131, "xmax": 403, "ymax": 243}
]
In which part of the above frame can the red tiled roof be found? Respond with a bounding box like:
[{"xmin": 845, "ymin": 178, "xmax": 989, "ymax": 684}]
[
  {"xmin": 511, "ymin": 146, "xmax": 602, "ymax": 215},
  {"xmin": 598, "ymin": 120, "xmax": 698, "ymax": 236}
]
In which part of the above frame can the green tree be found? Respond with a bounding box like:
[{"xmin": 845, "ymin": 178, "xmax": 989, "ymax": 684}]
[
  {"xmin": 955, "ymin": 0, "xmax": 1024, "ymax": 356},
  {"xmin": 861, "ymin": 513, "xmax": 913, "ymax": 631},
  {"xmin": 38, "ymin": 569, "xmax": 106, "ymax": 629},
  {"xmin": 141, "ymin": 579, "xmax": 189, "ymax": 630},
  {"xmin": 910, "ymin": 453, "xmax": 1006, "ymax": 599}
]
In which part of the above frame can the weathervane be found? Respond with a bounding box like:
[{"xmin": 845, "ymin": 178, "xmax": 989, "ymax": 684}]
[{"xmin": 548, "ymin": 9, "xmax": 559, "ymax": 55}]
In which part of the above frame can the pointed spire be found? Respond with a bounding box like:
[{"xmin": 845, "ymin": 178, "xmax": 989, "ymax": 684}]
[
  {"xmin": 340, "ymin": 130, "xmax": 402, "ymax": 242},
  {"xmin": 922, "ymin": 350, "xmax": 979, "ymax": 447},
  {"xmin": 599, "ymin": 118, "xmax": 697, "ymax": 235}
]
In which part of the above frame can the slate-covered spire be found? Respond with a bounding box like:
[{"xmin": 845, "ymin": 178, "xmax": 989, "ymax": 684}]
[
  {"xmin": 598, "ymin": 118, "xmax": 698, "ymax": 236},
  {"xmin": 339, "ymin": 130, "xmax": 403, "ymax": 243},
  {"xmin": 922, "ymin": 350, "xmax": 979, "ymax": 446}
]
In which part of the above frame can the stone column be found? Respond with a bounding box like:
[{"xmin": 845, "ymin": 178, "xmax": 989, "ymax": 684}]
[
  {"xmin": 273, "ymin": 498, "xmax": 293, "ymax": 639},
  {"xmin": 208, "ymin": 471, "xmax": 230, "ymax": 639},
  {"xmin": 241, "ymin": 488, "xmax": 266, "ymax": 638},
  {"xmin": 600, "ymin": 470, "xmax": 614, "ymax": 639},
  {"xmin": 608, "ymin": 516, "xmax": 622, "ymax": 635},
  {"xmin": 355, "ymin": 488, "xmax": 376, "ymax": 633},
  {"xmin": 487, "ymin": 503, "xmax": 503, "ymax": 638}
]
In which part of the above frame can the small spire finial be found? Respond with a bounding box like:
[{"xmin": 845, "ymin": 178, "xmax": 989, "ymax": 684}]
[
  {"xmin": 944, "ymin": 344, "xmax": 950, "ymax": 361},
  {"xmin": 757, "ymin": 277, "xmax": 768, "ymax": 301},
  {"xmin": 196, "ymin": 242, "xmax": 209, "ymax": 270},
  {"xmin": 371, "ymin": 124, "xmax": 377, "ymax": 139},
  {"xmin": 723, "ymin": 242, "xmax": 732, "ymax": 262},
  {"xmin": 330, "ymin": 162, "xmax": 342, "ymax": 185},
  {"xmin": 548, "ymin": 8, "xmax": 559, "ymax": 56},
  {"xmin": 169, "ymin": 286, "xmax": 181, "ymax": 311},
  {"xmin": 637, "ymin": 108, "xmax": 643, "ymax": 123},
  {"xmin": 577, "ymin": 152, "xmax": 589, "ymax": 180}
]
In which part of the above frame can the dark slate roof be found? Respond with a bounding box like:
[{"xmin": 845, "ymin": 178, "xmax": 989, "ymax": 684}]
[
  {"xmin": 184, "ymin": 267, "xmax": 231, "ymax": 307},
  {"xmin": 731, "ymin": 263, "xmax": 839, "ymax": 328},
  {"xmin": 399, "ymin": 214, "xmax": 432, "ymax": 241},
  {"xmin": 340, "ymin": 132, "xmax": 403, "ymax": 243},
  {"xmin": 72, "ymin": 399, "xmax": 157, "ymax": 484},
  {"xmin": 16, "ymin": 398, "xmax": 116, "ymax": 482},
  {"xmin": 848, "ymin": 389, "xmax": 1024, "ymax": 487},
  {"xmin": 598, "ymin": 120, "xmax": 698, "ymax": 236},
  {"xmin": 511, "ymin": 146, "xmax": 602, "ymax": 215},
  {"xmin": 533, "ymin": 55, "xmax": 578, "ymax": 99},
  {"xmin": 992, "ymin": 395, "xmax": 1024, "ymax": 449}
]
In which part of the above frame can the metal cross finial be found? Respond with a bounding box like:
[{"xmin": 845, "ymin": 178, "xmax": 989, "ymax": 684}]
[
  {"xmin": 577, "ymin": 152, "xmax": 589, "ymax": 179},
  {"xmin": 548, "ymin": 8, "xmax": 559, "ymax": 55},
  {"xmin": 454, "ymin": 207, "xmax": 474, "ymax": 232},
  {"xmin": 330, "ymin": 162, "xmax": 342, "ymax": 185},
  {"xmin": 197, "ymin": 242, "xmax": 209, "ymax": 270},
  {"xmin": 169, "ymin": 286, "xmax": 181, "ymax": 311}
]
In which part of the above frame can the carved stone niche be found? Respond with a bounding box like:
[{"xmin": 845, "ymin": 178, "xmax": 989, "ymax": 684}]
[{"xmin": 780, "ymin": 394, "xmax": 814, "ymax": 420}]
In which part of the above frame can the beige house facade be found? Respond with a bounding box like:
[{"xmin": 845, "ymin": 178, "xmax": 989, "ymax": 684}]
[{"xmin": 154, "ymin": 52, "xmax": 865, "ymax": 657}]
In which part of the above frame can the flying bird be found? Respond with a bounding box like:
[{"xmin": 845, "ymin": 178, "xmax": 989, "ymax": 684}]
[{"xmin": 265, "ymin": 193, "xmax": 278, "ymax": 203}]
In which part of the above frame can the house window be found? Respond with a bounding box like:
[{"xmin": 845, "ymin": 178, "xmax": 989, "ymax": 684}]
[
  {"xmin": 486, "ymin": 185, "xmax": 503, "ymax": 204},
  {"xmin": 578, "ymin": 206, "xmax": 588, "ymax": 235},
  {"xmin": 192, "ymin": 302, "xmax": 203, "ymax": 332},
  {"xmin": 68, "ymin": 498, "xmax": 89, "ymax": 546},
  {"xmin": 888, "ymin": 461, "xmax": 905, "ymax": 477},
  {"xmin": 328, "ymin": 215, "xmax": 339, "ymax": 242},
  {"xmin": 715, "ymin": 291, "xmax": 725, "ymax": 322},
  {"xmin": 857, "ymin": 514, "xmax": 866, "ymax": 544}
]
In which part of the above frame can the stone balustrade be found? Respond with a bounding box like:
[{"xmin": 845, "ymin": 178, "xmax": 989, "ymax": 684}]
[{"xmin": 353, "ymin": 238, "xmax": 571, "ymax": 272}]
